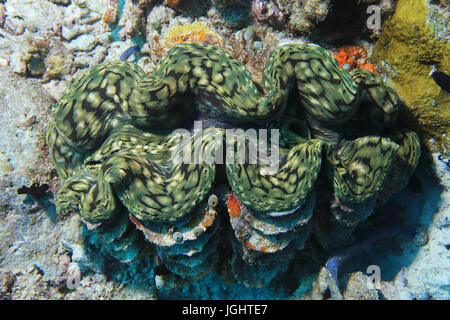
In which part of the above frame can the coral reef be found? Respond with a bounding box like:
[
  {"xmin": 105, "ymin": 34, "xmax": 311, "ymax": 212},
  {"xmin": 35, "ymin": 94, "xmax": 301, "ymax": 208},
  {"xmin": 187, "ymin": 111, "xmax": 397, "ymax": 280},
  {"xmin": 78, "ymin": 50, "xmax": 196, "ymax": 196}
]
[
  {"xmin": 0, "ymin": 0, "xmax": 447, "ymax": 300},
  {"xmin": 0, "ymin": 59, "xmax": 157, "ymax": 300},
  {"xmin": 373, "ymin": 0, "xmax": 449, "ymax": 155},
  {"xmin": 47, "ymin": 41, "xmax": 420, "ymax": 288}
]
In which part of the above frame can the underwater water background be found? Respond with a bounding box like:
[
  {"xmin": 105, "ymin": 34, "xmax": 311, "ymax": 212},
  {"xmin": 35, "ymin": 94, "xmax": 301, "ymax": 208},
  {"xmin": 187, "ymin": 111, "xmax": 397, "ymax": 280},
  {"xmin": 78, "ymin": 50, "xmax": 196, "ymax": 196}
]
[{"xmin": 0, "ymin": 0, "xmax": 448, "ymax": 300}]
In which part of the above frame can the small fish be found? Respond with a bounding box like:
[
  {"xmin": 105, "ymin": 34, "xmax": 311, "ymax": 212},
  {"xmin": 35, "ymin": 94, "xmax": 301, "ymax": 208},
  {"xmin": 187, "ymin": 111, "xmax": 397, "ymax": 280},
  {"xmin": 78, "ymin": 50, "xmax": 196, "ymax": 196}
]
[
  {"xmin": 154, "ymin": 258, "xmax": 170, "ymax": 290},
  {"xmin": 430, "ymin": 67, "xmax": 450, "ymax": 92},
  {"xmin": 119, "ymin": 45, "xmax": 141, "ymax": 62}
]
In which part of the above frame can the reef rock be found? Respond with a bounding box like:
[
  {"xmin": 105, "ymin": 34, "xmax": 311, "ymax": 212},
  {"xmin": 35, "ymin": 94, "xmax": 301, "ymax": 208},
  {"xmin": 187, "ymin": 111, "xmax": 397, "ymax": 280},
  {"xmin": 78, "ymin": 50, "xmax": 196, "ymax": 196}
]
[{"xmin": 47, "ymin": 41, "xmax": 420, "ymax": 289}]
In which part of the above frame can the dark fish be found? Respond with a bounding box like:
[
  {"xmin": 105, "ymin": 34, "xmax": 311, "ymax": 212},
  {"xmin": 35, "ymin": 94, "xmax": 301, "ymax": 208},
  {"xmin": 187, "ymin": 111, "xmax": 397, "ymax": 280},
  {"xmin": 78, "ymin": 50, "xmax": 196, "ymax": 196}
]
[
  {"xmin": 17, "ymin": 182, "xmax": 50, "ymax": 200},
  {"xmin": 430, "ymin": 69, "xmax": 450, "ymax": 92},
  {"xmin": 119, "ymin": 45, "xmax": 141, "ymax": 62}
]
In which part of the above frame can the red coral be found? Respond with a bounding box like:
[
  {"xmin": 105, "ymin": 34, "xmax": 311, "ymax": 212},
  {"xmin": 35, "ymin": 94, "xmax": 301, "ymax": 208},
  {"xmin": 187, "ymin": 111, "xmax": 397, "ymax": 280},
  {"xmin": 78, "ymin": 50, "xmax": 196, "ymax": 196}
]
[
  {"xmin": 251, "ymin": 0, "xmax": 274, "ymax": 24},
  {"xmin": 334, "ymin": 50, "xmax": 355, "ymax": 69},
  {"xmin": 176, "ymin": 31, "xmax": 206, "ymax": 43},
  {"xmin": 333, "ymin": 46, "xmax": 377, "ymax": 74},
  {"xmin": 359, "ymin": 63, "xmax": 376, "ymax": 74},
  {"xmin": 227, "ymin": 192, "xmax": 241, "ymax": 218}
]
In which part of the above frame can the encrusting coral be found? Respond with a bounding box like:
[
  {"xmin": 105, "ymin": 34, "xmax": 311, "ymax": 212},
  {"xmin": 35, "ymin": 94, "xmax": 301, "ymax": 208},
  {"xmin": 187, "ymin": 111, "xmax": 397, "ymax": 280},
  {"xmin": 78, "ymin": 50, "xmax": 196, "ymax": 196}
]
[
  {"xmin": 47, "ymin": 41, "xmax": 420, "ymax": 288},
  {"xmin": 146, "ymin": 21, "xmax": 224, "ymax": 63},
  {"xmin": 165, "ymin": 21, "xmax": 223, "ymax": 45},
  {"xmin": 333, "ymin": 46, "xmax": 377, "ymax": 74},
  {"xmin": 373, "ymin": 0, "xmax": 449, "ymax": 155}
]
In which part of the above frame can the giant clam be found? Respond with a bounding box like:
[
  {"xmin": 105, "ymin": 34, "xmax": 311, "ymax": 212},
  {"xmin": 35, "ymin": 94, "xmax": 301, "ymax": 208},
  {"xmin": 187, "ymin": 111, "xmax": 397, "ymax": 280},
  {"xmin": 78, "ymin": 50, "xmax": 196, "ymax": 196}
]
[{"xmin": 47, "ymin": 42, "xmax": 420, "ymax": 288}]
